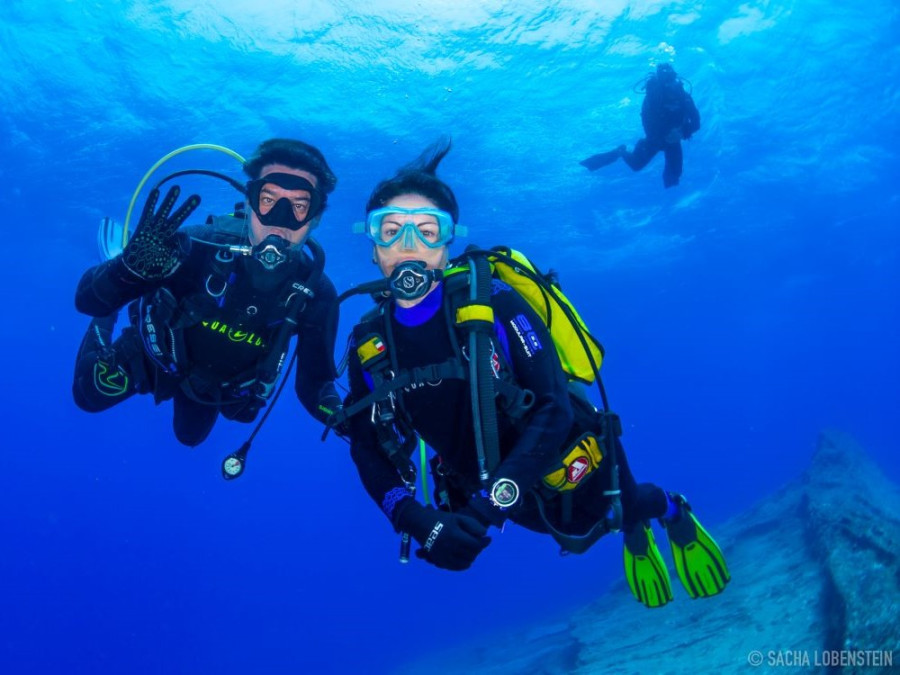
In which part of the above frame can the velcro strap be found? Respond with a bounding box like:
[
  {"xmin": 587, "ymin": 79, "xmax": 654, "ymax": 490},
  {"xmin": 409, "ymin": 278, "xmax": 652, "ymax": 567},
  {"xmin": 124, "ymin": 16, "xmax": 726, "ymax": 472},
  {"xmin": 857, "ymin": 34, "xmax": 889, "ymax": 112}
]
[
  {"xmin": 339, "ymin": 359, "xmax": 468, "ymax": 422},
  {"xmin": 455, "ymin": 302, "xmax": 494, "ymax": 329},
  {"xmin": 357, "ymin": 333, "xmax": 387, "ymax": 367},
  {"xmin": 495, "ymin": 380, "xmax": 534, "ymax": 419}
]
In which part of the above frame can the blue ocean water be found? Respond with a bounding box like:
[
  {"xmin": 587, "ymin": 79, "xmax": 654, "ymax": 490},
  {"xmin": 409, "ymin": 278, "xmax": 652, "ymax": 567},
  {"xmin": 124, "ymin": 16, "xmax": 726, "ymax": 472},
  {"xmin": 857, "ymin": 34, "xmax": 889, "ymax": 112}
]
[{"xmin": 1, "ymin": 1, "xmax": 897, "ymax": 673}]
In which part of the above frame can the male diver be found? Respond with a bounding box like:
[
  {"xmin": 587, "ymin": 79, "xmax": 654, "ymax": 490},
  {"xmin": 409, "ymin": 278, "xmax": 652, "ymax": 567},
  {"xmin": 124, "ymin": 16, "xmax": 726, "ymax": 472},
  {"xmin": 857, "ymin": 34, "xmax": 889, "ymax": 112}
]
[
  {"xmin": 581, "ymin": 63, "xmax": 700, "ymax": 188},
  {"xmin": 338, "ymin": 138, "xmax": 729, "ymax": 607},
  {"xmin": 73, "ymin": 139, "xmax": 342, "ymax": 456}
]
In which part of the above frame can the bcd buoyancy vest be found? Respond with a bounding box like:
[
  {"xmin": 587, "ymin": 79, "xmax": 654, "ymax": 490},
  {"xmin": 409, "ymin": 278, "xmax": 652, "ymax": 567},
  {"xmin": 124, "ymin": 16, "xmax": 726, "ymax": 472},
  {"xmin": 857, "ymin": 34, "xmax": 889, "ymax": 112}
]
[
  {"xmin": 342, "ymin": 246, "xmax": 624, "ymax": 548},
  {"xmin": 131, "ymin": 214, "xmax": 325, "ymax": 415}
]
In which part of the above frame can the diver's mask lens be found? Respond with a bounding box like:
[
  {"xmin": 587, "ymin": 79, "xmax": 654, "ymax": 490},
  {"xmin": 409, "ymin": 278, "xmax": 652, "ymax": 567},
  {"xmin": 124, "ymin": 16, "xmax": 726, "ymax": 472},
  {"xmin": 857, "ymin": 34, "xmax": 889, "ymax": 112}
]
[
  {"xmin": 364, "ymin": 207, "xmax": 455, "ymax": 249},
  {"xmin": 246, "ymin": 172, "xmax": 324, "ymax": 230}
]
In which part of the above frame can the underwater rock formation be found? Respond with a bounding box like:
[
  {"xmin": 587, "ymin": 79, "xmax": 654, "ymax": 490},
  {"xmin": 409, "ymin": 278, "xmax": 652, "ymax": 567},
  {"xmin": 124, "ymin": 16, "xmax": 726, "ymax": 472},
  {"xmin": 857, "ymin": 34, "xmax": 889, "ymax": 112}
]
[{"xmin": 398, "ymin": 430, "xmax": 900, "ymax": 674}]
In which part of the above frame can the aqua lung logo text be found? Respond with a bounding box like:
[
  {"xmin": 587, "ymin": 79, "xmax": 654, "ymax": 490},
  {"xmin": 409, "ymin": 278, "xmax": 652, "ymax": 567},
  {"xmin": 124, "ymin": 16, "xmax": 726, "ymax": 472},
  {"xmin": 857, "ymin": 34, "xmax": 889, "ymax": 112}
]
[{"xmin": 200, "ymin": 320, "xmax": 266, "ymax": 348}]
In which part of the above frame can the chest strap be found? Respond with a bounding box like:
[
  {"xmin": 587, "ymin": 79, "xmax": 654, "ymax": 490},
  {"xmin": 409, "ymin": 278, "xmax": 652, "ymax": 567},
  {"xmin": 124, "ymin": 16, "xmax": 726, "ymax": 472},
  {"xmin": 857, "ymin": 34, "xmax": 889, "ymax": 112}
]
[{"xmin": 336, "ymin": 358, "xmax": 468, "ymax": 424}]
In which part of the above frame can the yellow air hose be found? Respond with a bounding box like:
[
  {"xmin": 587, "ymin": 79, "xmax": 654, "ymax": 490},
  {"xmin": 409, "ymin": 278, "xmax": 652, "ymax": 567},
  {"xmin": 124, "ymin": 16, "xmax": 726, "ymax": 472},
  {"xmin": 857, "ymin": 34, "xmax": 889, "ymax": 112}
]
[{"xmin": 121, "ymin": 143, "xmax": 245, "ymax": 248}]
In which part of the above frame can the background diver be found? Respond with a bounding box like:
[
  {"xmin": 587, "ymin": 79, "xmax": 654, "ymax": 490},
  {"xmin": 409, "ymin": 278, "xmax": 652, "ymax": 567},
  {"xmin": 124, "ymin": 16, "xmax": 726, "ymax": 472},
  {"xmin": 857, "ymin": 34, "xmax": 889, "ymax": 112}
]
[
  {"xmin": 338, "ymin": 137, "xmax": 729, "ymax": 607},
  {"xmin": 73, "ymin": 139, "xmax": 342, "ymax": 463},
  {"xmin": 581, "ymin": 63, "xmax": 700, "ymax": 188}
]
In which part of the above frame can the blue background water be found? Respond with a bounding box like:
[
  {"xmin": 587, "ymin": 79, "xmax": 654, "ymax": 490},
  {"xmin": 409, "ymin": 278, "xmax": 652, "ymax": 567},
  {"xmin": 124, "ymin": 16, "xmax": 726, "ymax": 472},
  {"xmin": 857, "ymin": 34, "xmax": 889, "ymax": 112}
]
[{"xmin": 1, "ymin": 1, "xmax": 897, "ymax": 673}]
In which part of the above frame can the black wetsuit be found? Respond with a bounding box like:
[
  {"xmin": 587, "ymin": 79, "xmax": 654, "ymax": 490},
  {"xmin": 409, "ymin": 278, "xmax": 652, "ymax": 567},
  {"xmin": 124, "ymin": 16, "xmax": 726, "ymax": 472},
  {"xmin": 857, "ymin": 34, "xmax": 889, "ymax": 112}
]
[
  {"xmin": 73, "ymin": 221, "xmax": 340, "ymax": 446},
  {"xmin": 347, "ymin": 277, "xmax": 668, "ymax": 544},
  {"xmin": 581, "ymin": 74, "xmax": 700, "ymax": 188},
  {"xmin": 622, "ymin": 75, "xmax": 701, "ymax": 187}
]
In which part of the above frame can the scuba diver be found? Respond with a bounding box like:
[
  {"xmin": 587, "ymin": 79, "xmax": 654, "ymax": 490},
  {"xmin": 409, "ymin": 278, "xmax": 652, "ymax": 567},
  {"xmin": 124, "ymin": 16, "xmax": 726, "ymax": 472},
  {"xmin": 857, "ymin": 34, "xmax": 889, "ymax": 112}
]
[
  {"xmin": 73, "ymin": 139, "xmax": 342, "ymax": 475},
  {"xmin": 580, "ymin": 63, "xmax": 700, "ymax": 188},
  {"xmin": 334, "ymin": 137, "xmax": 729, "ymax": 607}
]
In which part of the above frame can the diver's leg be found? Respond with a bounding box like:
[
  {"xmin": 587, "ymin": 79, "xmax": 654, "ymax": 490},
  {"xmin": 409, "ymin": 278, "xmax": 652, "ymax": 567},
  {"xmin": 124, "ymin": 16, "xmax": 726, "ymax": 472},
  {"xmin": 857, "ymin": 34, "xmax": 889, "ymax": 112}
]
[
  {"xmin": 662, "ymin": 141, "xmax": 684, "ymax": 187},
  {"xmin": 172, "ymin": 389, "xmax": 219, "ymax": 447},
  {"xmin": 571, "ymin": 435, "xmax": 669, "ymax": 530},
  {"xmin": 73, "ymin": 313, "xmax": 147, "ymax": 412},
  {"xmin": 620, "ymin": 139, "xmax": 658, "ymax": 172},
  {"xmin": 615, "ymin": 440, "xmax": 671, "ymax": 529}
]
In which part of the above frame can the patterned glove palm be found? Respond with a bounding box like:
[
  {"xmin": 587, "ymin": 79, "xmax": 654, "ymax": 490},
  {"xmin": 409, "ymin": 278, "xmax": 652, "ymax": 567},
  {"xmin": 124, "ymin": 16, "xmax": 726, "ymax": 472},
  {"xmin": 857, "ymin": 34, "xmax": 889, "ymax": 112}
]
[{"xmin": 122, "ymin": 185, "xmax": 200, "ymax": 281}]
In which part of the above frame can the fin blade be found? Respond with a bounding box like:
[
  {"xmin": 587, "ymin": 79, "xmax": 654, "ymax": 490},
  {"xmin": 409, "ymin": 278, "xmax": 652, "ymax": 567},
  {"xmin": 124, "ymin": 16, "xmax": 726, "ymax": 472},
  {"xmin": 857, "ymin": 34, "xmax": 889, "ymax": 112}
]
[
  {"xmin": 666, "ymin": 511, "xmax": 730, "ymax": 599},
  {"xmin": 579, "ymin": 147, "xmax": 624, "ymax": 171},
  {"xmin": 624, "ymin": 524, "xmax": 674, "ymax": 608}
]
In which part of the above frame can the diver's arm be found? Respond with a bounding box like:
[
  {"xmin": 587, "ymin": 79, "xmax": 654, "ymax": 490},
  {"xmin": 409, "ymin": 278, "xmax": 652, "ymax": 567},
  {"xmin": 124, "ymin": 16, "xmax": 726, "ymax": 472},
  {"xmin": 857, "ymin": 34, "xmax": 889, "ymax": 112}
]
[
  {"xmin": 640, "ymin": 93, "xmax": 653, "ymax": 137},
  {"xmin": 486, "ymin": 288, "xmax": 574, "ymax": 493},
  {"xmin": 294, "ymin": 274, "xmax": 341, "ymax": 424},
  {"xmin": 682, "ymin": 93, "xmax": 701, "ymax": 138},
  {"xmin": 74, "ymin": 256, "xmax": 155, "ymax": 317},
  {"xmin": 76, "ymin": 186, "xmax": 200, "ymax": 316}
]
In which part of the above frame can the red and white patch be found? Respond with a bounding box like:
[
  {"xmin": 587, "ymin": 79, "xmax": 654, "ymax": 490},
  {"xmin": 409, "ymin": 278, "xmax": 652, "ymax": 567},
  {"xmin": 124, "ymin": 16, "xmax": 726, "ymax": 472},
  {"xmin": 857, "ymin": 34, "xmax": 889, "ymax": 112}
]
[
  {"xmin": 490, "ymin": 343, "xmax": 501, "ymax": 377},
  {"xmin": 567, "ymin": 456, "xmax": 590, "ymax": 484}
]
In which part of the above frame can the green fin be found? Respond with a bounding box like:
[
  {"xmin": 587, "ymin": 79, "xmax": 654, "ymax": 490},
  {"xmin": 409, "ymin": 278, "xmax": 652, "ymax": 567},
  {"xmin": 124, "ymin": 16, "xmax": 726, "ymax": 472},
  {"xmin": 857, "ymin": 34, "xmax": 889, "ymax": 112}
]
[
  {"xmin": 623, "ymin": 522, "xmax": 673, "ymax": 608},
  {"xmin": 664, "ymin": 503, "xmax": 730, "ymax": 599}
]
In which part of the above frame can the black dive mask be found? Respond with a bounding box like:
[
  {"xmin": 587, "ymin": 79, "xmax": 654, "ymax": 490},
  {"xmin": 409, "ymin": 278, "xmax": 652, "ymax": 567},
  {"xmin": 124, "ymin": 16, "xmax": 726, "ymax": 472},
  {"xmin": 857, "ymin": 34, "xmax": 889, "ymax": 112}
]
[
  {"xmin": 389, "ymin": 260, "xmax": 441, "ymax": 301},
  {"xmin": 252, "ymin": 234, "xmax": 292, "ymax": 271},
  {"xmin": 246, "ymin": 172, "xmax": 325, "ymax": 230}
]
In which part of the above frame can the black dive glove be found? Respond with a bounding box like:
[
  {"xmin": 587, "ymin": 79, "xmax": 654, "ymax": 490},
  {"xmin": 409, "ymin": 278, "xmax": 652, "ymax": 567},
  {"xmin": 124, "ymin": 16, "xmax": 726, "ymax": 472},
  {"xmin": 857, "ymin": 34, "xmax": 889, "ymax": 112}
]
[
  {"xmin": 324, "ymin": 407, "xmax": 350, "ymax": 439},
  {"xmin": 394, "ymin": 500, "xmax": 491, "ymax": 571},
  {"xmin": 459, "ymin": 493, "xmax": 509, "ymax": 529},
  {"xmin": 122, "ymin": 185, "xmax": 200, "ymax": 281}
]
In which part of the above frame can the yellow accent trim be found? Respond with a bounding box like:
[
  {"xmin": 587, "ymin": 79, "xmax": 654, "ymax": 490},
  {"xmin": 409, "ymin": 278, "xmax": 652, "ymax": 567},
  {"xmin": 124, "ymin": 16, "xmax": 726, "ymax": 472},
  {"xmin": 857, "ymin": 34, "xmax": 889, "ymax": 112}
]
[
  {"xmin": 357, "ymin": 336, "xmax": 385, "ymax": 365},
  {"xmin": 123, "ymin": 144, "xmax": 246, "ymax": 247},
  {"xmin": 455, "ymin": 304, "xmax": 494, "ymax": 325},
  {"xmin": 542, "ymin": 433, "xmax": 603, "ymax": 491},
  {"xmin": 494, "ymin": 249, "xmax": 604, "ymax": 383}
]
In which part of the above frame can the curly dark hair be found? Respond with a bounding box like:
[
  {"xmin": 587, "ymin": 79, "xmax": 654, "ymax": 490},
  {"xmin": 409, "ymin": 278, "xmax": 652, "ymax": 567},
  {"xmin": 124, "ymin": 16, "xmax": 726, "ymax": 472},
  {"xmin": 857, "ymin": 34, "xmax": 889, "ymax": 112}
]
[{"xmin": 242, "ymin": 138, "xmax": 337, "ymax": 194}]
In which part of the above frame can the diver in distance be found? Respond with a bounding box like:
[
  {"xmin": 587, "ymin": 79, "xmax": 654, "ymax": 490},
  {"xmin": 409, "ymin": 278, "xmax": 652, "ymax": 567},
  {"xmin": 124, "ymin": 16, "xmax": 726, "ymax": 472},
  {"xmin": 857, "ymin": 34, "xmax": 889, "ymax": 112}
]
[
  {"xmin": 581, "ymin": 63, "xmax": 700, "ymax": 188},
  {"xmin": 333, "ymin": 137, "xmax": 729, "ymax": 607},
  {"xmin": 73, "ymin": 139, "xmax": 342, "ymax": 476}
]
